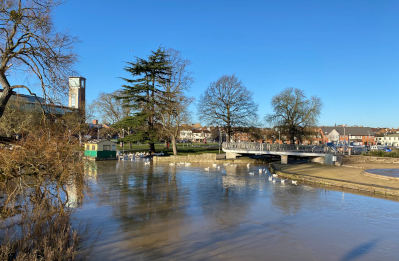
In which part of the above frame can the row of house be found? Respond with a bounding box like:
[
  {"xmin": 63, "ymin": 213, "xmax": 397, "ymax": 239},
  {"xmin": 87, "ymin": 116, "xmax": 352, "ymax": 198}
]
[
  {"xmin": 179, "ymin": 124, "xmax": 399, "ymax": 146},
  {"xmin": 179, "ymin": 123, "xmax": 213, "ymax": 142}
]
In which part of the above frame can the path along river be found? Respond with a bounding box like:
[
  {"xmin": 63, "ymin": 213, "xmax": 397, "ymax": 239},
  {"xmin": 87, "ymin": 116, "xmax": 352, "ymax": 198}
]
[{"xmin": 74, "ymin": 160, "xmax": 399, "ymax": 261}]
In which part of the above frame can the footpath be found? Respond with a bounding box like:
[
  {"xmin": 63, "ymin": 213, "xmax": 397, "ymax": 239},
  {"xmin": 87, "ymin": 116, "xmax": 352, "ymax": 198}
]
[{"xmin": 270, "ymin": 161, "xmax": 399, "ymax": 197}]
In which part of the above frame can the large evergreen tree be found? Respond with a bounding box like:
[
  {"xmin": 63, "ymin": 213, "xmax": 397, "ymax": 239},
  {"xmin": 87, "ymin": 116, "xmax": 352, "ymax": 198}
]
[{"xmin": 117, "ymin": 47, "xmax": 171, "ymax": 153}]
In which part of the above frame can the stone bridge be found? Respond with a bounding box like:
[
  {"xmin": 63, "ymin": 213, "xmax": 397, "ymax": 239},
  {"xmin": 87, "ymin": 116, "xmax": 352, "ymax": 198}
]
[{"xmin": 222, "ymin": 142, "xmax": 338, "ymax": 164}]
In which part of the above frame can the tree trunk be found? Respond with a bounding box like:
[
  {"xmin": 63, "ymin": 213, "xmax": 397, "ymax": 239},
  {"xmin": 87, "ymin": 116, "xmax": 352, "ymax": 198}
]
[
  {"xmin": 150, "ymin": 142, "xmax": 155, "ymax": 154},
  {"xmin": 171, "ymin": 136, "xmax": 177, "ymax": 156},
  {"xmin": 0, "ymin": 74, "xmax": 13, "ymax": 119}
]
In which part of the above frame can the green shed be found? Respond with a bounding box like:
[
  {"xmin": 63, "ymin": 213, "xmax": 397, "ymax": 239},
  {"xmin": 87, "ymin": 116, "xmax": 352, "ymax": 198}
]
[{"xmin": 84, "ymin": 140, "xmax": 117, "ymax": 158}]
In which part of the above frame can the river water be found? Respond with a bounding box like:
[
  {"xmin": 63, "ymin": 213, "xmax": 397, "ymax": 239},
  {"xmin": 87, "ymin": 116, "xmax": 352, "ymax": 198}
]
[{"xmin": 74, "ymin": 160, "xmax": 399, "ymax": 261}]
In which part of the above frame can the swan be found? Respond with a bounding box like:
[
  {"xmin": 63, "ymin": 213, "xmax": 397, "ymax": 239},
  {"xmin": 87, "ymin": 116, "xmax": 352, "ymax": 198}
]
[
  {"xmin": 204, "ymin": 167, "xmax": 210, "ymax": 171},
  {"xmin": 272, "ymin": 174, "xmax": 278, "ymax": 178},
  {"xmin": 217, "ymin": 166, "xmax": 220, "ymax": 170},
  {"xmin": 249, "ymin": 172, "xmax": 254, "ymax": 175},
  {"xmin": 144, "ymin": 161, "xmax": 150, "ymax": 165},
  {"xmin": 272, "ymin": 179, "xmax": 276, "ymax": 184},
  {"xmin": 281, "ymin": 179, "xmax": 285, "ymax": 184},
  {"xmin": 268, "ymin": 176, "xmax": 272, "ymax": 181},
  {"xmin": 213, "ymin": 164, "xmax": 217, "ymax": 167},
  {"xmin": 247, "ymin": 163, "xmax": 250, "ymax": 168},
  {"xmin": 259, "ymin": 169, "xmax": 262, "ymax": 173},
  {"xmin": 292, "ymin": 180, "xmax": 297, "ymax": 185},
  {"xmin": 169, "ymin": 163, "xmax": 175, "ymax": 166}
]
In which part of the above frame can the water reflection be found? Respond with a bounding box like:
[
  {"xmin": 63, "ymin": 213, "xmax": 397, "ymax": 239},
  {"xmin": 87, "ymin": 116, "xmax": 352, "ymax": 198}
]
[{"xmin": 76, "ymin": 160, "xmax": 399, "ymax": 261}]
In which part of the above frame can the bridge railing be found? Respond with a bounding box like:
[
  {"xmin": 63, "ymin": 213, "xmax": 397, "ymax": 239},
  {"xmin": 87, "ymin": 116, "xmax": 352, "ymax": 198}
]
[{"xmin": 222, "ymin": 142, "xmax": 334, "ymax": 154}]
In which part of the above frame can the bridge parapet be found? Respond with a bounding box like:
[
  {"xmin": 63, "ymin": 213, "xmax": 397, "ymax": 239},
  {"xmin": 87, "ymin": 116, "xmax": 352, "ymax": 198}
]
[{"xmin": 222, "ymin": 142, "xmax": 334, "ymax": 154}]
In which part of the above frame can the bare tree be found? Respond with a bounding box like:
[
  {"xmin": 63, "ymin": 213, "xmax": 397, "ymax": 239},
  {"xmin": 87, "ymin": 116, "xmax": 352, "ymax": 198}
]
[
  {"xmin": 0, "ymin": 96, "xmax": 42, "ymax": 137},
  {"xmin": 197, "ymin": 74, "xmax": 258, "ymax": 142},
  {"xmin": 158, "ymin": 48, "xmax": 194, "ymax": 155},
  {"xmin": 0, "ymin": 0, "xmax": 78, "ymax": 119},
  {"xmin": 265, "ymin": 87, "xmax": 323, "ymax": 144},
  {"xmin": 92, "ymin": 91, "xmax": 132, "ymax": 124}
]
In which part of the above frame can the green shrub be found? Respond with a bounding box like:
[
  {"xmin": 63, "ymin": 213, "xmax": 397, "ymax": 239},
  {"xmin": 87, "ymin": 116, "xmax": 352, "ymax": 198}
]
[{"xmin": 365, "ymin": 150, "xmax": 399, "ymax": 158}]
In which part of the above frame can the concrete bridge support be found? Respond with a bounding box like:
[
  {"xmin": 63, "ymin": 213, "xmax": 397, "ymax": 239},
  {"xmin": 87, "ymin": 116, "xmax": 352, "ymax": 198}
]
[
  {"xmin": 281, "ymin": 155, "xmax": 288, "ymax": 164},
  {"xmin": 226, "ymin": 152, "xmax": 242, "ymax": 159}
]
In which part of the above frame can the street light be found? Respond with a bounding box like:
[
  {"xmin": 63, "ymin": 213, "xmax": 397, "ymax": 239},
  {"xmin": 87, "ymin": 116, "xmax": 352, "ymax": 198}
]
[
  {"xmin": 343, "ymin": 124, "xmax": 346, "ymax": 154},
  {"xmin": 278, "ymin": 130, "xmax": 281, "ymax": 150},
  {"xmin": 219, "ymin": 129, "xmax": 221, "ymax": 154},
  {"xmin": 348, "ymin": 134, "xmax": 351, "ymax": 154},
  {"xmin": 325, "ymin": 131, "xmax": 328, "ymax": 150},
  {"xmin": 367, "ymin": 131, "xmax": 370, "ymax": 146},
  {"xmin": 122, "ymin": 128, "xmax": 125, "ymax": 154}
]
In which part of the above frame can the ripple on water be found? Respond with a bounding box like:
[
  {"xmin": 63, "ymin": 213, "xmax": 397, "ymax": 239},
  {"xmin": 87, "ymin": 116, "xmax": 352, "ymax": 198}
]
[{"xmin": 365, "ymin": 168, "xmax": 399, "ymax": 178}]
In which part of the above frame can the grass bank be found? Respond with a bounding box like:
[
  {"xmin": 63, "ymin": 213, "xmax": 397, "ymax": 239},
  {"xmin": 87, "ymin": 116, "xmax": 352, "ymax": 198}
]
[{"xmin": 117, "ymin": 142, "xmax": 221, "ymax": 156}]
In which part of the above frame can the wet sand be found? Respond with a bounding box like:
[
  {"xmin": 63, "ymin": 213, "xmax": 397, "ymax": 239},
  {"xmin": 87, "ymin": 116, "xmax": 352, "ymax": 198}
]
[{"xmin": 274, "ymin": 162, "xmax": 399, "ymax": 191}]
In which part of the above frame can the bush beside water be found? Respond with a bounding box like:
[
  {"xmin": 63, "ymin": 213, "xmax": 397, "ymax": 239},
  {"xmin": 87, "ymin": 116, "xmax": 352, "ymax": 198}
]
[
  {"xmin": 0, "ymin": 129, "xmax": 88, "ymax": 260},
  {"xmin": 362, "ymin": 150, "xmax": 399, "ymax": 158}
]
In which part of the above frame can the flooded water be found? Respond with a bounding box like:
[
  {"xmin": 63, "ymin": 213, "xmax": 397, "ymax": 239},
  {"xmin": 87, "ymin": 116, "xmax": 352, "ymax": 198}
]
[
  {"xmin": 74, "ymin": 160, "xmax": 399, "ymax": 261},
  {"xmin": 366, "ymin": 168, "xmax": 399, "ymax": 178}
]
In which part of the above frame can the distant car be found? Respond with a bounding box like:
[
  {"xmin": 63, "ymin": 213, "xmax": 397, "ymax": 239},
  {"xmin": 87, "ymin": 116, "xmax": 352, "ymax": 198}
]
[{"xmin": 370, "ymin": 145, "xmax": 387, "ymax": 151}]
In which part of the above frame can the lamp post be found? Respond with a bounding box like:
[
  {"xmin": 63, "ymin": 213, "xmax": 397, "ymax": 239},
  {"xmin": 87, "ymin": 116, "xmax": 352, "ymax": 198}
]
[
  {"xmin": 348, "ymin": 134, "xmax": 351, "ymax": 155},
  {"xmin": 219, "ymin": 129, "xmax": 221, "ymax": 154},
  {"xmin": 122, "ymin": 128, "xmax": 125, "ymax": 154},
  {"xmin": 325, "ymin": 131, "xmax": 328, "ymax": 150},
  {"xmin": 278, "ymin": 130, "xmax": 281, "ymax": 150},
  {"xmin": 343, "ymin": 125, "xmax": 346, "ymax": 154},
  {"xmin": 367, "ymin": 131, "xmax": 370, "ymax": 146}
]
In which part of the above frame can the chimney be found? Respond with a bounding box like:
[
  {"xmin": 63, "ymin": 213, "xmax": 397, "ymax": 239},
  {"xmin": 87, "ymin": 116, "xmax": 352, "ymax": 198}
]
[{"xmin": 93, "ymin": 119, "xmax": 98, "ymax": 125}]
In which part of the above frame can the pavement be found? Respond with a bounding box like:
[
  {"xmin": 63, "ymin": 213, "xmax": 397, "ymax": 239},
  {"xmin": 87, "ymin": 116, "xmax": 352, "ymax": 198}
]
[{"xmin": 273, "ymin": 162, "xmax": 399, "ymax": 191}]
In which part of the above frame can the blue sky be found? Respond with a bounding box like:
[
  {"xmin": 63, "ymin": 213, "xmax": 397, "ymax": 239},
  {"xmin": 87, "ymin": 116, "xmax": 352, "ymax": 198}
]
[{"xmin": 46, "ymin": 0, "xmax": 399, "ymax": 127}]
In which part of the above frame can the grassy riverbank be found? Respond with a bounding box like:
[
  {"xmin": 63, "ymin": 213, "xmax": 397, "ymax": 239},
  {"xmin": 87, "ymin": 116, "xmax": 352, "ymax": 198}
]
[{"xmin": 117, "ymin": 142, "xmax": 221, "ymax": 155}]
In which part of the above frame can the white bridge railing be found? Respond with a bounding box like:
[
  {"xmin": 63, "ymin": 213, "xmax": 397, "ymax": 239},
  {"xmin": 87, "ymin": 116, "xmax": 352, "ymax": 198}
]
[{"xmin": 222, "ymin": 142, "xmax": 334, "ymax": 154}]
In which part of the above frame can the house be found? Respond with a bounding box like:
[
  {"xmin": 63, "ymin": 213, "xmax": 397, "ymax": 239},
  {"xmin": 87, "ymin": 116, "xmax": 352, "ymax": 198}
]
[
  {"xmin": 179, "ymin": 123, "xmax": 213, "ymax": 142},
  {"xmin": 192, "ymin": 129, "xmax": 204, "ymax": 142},
  {"xmin": 375, "ymin": 133, "xmax": 399, "ymax": 147},
  {"xmin": 84, "ymin": 139, "xmax": 117, "ymax": 159},
  {"xmin": 179, "ymin": 129, "xmax": 193, "ymax": 141},
  {"xmin": 320, "ymin": 126, "xmax": 375, "ymax": 145}
]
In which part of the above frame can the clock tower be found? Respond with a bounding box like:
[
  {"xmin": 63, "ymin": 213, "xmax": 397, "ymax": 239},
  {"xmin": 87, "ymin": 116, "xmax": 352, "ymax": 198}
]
[{"xmin": 68, "ymin": 76, "xmax": 86, "ymax": 111}]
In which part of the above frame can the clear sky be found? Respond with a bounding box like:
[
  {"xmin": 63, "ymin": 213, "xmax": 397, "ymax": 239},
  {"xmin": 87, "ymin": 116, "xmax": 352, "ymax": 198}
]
[{"xmin": 47, "ymin": 0, "xmax": 398, "ymax": 127}]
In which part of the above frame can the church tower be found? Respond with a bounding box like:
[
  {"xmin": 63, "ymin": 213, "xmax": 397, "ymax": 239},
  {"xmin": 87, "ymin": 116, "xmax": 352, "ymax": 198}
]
[{"xmin": 68, "ymin": 76, "xmax": 86, "ymax": 111}]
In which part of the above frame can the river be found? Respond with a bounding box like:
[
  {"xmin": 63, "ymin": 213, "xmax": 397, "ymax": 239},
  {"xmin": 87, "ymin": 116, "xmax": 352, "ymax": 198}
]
[{"xmin": 74, "ymin": 160, "xmax": 399, "ymax": 261}]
